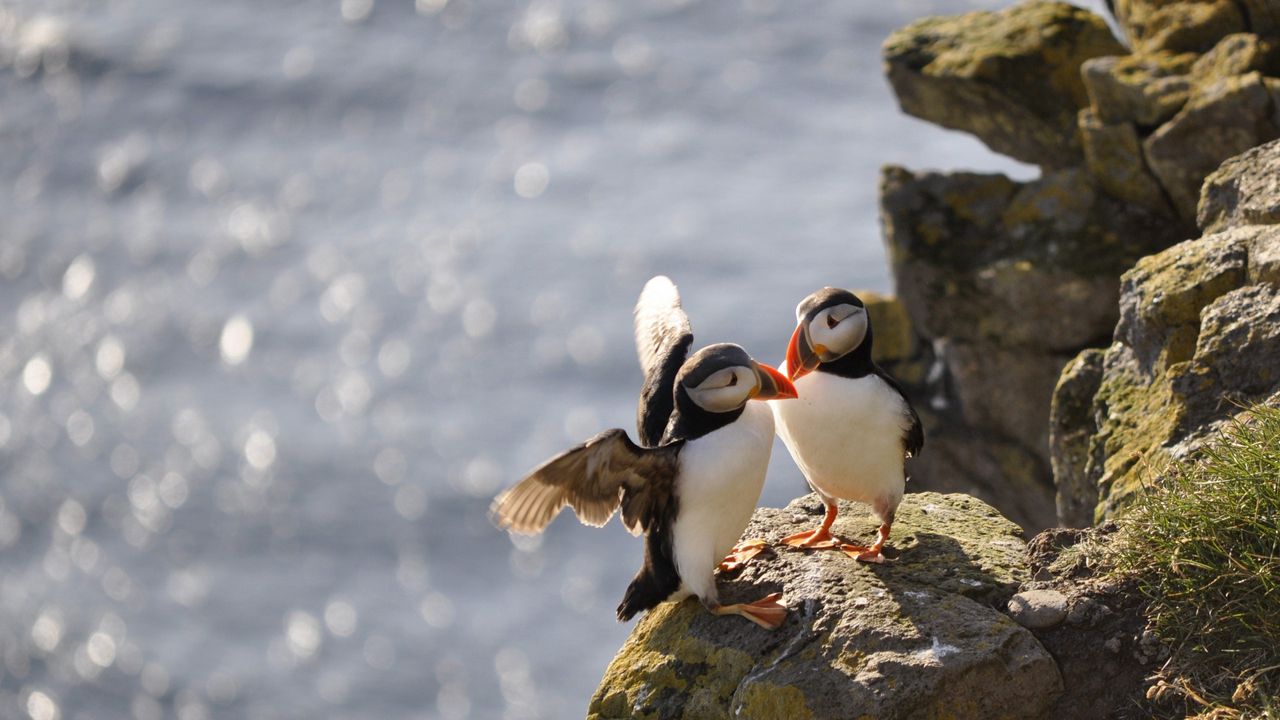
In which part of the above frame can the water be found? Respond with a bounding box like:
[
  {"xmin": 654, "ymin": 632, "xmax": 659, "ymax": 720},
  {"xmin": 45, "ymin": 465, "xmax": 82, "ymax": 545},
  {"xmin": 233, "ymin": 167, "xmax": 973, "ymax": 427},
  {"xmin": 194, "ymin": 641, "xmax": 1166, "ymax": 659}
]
[{"xmin": 0, "ymin": 0, "xmax": 1104, "ymax": 717}]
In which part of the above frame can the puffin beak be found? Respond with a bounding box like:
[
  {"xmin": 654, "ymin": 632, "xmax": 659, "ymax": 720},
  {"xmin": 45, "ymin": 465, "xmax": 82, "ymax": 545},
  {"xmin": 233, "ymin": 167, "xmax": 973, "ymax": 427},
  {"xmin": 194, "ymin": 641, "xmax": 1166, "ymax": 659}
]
[
  {"xmin": 786, "ymin": 323, "xmax": 822, "ymax": 381},
  {"xmin": 752, "ymin": 362, "xmax": 798, "ymax": 400}
]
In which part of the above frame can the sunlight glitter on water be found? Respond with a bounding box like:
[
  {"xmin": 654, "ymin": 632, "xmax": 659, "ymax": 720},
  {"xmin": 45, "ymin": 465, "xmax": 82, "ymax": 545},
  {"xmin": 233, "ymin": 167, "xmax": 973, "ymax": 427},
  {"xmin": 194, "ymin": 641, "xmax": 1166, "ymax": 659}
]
[{"xmin": 0, "ymin": 0, "xmax": 1105, "ymax": 715}]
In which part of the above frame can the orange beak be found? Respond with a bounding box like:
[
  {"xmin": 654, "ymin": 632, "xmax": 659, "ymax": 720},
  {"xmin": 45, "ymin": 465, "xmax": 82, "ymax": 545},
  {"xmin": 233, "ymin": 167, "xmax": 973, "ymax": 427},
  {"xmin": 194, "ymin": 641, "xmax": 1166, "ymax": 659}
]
[
  {"xmin": 752, "ymin": 362, "xmax": 798, "ymax": 400},
  {"xmin": 786, "ymin": 324, "xmax": 822, "ymax": 380}
]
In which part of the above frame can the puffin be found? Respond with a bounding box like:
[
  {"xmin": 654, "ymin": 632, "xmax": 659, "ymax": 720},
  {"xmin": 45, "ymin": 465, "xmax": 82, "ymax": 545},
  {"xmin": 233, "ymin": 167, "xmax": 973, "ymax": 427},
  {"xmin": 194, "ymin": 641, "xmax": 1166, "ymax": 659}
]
[
  {"xmin": 769, "ymin": 288, "xmax": 923, "ymax": 563},
  {"xmin": 492, "ymin": 276, "xmax": 798, "ymax": 629}
]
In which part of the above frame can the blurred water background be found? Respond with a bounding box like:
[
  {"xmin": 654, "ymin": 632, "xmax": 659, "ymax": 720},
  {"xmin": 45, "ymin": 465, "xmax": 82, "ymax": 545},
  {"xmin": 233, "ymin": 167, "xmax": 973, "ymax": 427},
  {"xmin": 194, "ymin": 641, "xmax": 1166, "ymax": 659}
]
[{"xmin": 0, "ymin": 0, "xmax": 1106, "ymax": 718}]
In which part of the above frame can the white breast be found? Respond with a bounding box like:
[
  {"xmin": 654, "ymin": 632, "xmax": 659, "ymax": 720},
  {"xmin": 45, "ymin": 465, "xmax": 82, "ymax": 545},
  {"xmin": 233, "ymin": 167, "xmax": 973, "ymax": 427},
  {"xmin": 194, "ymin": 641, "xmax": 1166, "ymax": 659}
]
[
  {"xmin": 770, "ymin": 370, "xmax": 909, "ymax": 514},
  {"xmin": 669, "ymin": 402, "xmax": 774, "ymax": 605}
]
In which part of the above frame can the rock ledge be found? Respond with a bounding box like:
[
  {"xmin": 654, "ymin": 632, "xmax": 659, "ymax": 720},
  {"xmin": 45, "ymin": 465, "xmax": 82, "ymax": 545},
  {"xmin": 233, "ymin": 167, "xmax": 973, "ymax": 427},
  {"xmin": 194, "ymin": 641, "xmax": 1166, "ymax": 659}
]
[{"xmin": 589, "ymin": 492, "xmax": 1061, "ymax": 720}]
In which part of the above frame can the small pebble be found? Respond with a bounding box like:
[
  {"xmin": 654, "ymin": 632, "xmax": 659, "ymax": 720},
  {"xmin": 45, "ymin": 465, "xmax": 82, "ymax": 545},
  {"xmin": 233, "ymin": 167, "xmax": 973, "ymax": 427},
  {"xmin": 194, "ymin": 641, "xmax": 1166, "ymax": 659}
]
[{"xmin": 1007, "ymin": 589, "xmax": 1068, "ymax": 629}]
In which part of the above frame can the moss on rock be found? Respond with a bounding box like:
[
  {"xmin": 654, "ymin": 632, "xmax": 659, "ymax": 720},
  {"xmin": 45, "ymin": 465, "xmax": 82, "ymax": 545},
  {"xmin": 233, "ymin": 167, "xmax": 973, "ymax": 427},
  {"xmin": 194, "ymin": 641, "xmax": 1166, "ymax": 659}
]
[
  {"xmin": 883, "ymin": 0, "xmax": 1124, "ymax": 168},
  {"xmin": 1144, "ymin": 71, "xmax": 1280, "ymax": 219},
  {"xmin": 1051, "ymin": 217, "xmax": 1280, "ymax": 521},
  {"xmin": 1049, "ymin": 349, "xmax": 1106, "ymax": 528},
  {"xmin": 1081, "ymin": 51, "xmax": 1195, "ymax": 126},
  {"xmin": 587, "ymin": 493, "xmax": 1062, "ymax": 720},
  {"xmin": 1079, "ymin": 109, "xmax": 1174, "ymax": 213},
  {"xmin": 1198, "ymin": 137, "xmax": 1280, "ymax": 232},
  {"xmin": 1112, "ymin": 0, "xmax": 1247, "ymax": 54}
]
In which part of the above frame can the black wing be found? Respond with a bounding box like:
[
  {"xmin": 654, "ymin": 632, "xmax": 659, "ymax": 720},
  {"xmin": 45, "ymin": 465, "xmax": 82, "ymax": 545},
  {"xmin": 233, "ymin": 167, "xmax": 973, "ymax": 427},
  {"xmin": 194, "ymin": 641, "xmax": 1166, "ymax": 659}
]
[
  {"xmin": 491, "ymin": 429, "xmax": 683, "ymax": 536},
  {"xmin": 633, "ymin": 276, "xmax": 694, "ymax": 447},
  {"xmin": 874, "ymin": 365, "xmax": 924, "ymax": 458}
]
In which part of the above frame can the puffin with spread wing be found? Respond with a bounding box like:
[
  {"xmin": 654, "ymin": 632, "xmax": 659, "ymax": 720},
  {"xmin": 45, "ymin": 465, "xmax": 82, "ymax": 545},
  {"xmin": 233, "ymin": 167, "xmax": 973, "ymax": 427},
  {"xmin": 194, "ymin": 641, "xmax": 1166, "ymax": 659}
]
[{"xmin": 492, "ymin": 276, "xmax": 797, "ymax": 629}]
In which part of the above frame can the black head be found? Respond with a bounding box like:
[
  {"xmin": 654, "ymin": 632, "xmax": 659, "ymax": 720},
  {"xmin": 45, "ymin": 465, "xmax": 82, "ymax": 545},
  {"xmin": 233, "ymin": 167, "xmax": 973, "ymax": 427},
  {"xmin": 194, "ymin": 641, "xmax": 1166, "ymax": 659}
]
[
  {"xmin": 665, "ymin": 343, "xmax": 796, "ymax": 441},
  {"xmin": 786, "ymin": 288, "xmax": 872, "ymax": 380}
]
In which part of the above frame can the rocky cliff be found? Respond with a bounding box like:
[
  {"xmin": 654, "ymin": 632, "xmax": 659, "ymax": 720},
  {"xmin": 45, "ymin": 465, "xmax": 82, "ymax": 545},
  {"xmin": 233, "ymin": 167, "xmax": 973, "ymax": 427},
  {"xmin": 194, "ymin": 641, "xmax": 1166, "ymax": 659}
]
[
  {"xmin": 1051, "ymin": 138, "xmax": 1280, "ymax": 523},
  {"xmin": 875, "ymin": 0, "xmax": 1280, "ymax": 530},
  {"xmin": 589, "ymin": 2, "xmax": 1280, "ymax": 717},
  {"xmin": 588, "ymin": 493, "xmax": 1060, "ymax": 720}
]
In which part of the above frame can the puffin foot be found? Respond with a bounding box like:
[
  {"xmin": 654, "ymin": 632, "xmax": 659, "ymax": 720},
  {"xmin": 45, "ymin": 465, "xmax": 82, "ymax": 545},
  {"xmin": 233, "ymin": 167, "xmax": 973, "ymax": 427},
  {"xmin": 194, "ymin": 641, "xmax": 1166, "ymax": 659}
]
[
  {"xmin": 718, "ymin": 538, "xmax": 768, "ymax": 573},
  {"xmin": 710, "ymin": 592, "xmax": 787, "ymax": 630},
  {"xmin": 781, "ymin": 527, "xmax": 840, "ymax": 549},
  {"xmin": 841, "ymin": 544, "xmax": 887, "ymax": 564},
  {"xmin": 843, "ymin": 522, "xmax": 893, "ymax": 563}
]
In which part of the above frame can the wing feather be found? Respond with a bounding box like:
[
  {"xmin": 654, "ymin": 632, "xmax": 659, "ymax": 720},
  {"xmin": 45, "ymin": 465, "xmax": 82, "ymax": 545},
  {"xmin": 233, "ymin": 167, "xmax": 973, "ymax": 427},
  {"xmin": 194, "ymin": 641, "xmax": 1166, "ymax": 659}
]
[
  {"xmin": 634, "ymin": 276, "xmax": 692, "ymax": 379},
  {"xmin": 633, "ymin": 276, "xmax": 694, "ymax": 446},
  {"xmin": 874, "ymin": 365, "xmax": 924, "ymax": 458},
  {"xmin": 491, "ymin": 429, "xmax": 681, "ymax": 536}
]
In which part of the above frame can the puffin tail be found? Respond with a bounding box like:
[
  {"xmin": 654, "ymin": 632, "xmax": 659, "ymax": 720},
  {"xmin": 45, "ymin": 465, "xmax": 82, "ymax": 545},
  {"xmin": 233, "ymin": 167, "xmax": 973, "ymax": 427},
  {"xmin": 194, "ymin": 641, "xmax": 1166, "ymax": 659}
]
[{"xmin": 617, "ymin": 530, "xmax": 680, "ymax": 622}]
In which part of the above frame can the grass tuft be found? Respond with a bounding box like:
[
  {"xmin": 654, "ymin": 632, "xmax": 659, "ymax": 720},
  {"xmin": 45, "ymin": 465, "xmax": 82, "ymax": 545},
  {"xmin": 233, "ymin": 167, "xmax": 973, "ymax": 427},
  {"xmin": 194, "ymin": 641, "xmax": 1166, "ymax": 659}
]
[{"xmin": 1112, "ymin": 404, "xmax": 1280, "ymax": 718}]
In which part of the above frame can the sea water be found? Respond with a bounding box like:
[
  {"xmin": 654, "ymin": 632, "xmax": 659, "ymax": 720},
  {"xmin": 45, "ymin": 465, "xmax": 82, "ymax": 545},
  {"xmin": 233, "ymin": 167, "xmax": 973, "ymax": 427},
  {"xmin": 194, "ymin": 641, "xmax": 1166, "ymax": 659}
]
[{"xmin": 0, "ymin": 0, "xmax": 1102, "ymax": 717}]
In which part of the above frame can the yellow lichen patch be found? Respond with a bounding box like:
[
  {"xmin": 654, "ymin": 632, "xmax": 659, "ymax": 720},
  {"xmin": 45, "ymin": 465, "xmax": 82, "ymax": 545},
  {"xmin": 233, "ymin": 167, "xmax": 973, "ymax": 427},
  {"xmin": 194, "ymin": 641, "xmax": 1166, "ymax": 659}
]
[
  {"xmin": 1093, "ymin": 369, "xmax": 1183, "ymax": 520},
  {"xmin": 734, "ymin": 683, "xmax": 814, "ymax": 720},
  {"xmin": 1123, "ymin": 236, "xmax": 1248, "ymax": 362},
  {"xmin": 857, "ymin": 291, "xmax": 918, "ymax": 364},
  {"xmin": 588, "ymin": 600, "xmax": 757, "ymax": 720}
]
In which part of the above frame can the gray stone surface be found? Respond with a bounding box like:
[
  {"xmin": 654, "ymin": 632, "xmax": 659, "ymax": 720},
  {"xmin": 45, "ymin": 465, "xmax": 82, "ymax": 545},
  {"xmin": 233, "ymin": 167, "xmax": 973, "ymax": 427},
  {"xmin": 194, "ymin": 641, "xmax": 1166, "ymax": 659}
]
[
  {"xmin": 589, "ymin": 493, "xmax": 1062, "ymax": 720},
  {"xmin": 1144, "ymin": 71, "xmax": 1280, "ymax": 219},
  {"xmin": 1199, "ymin": 138, "xmax": 1280, "ymax": 232},
  {"xmin": 1112, "ymin": 0, "xmax": 1246, "ymax": 54},
  {"xmin": 878, "ymin": 164, "xmax": 1185, "ymax": 531},
  {"xmin": 1008, "ymin": 589, "xmax": 1069, "ymax": 629},
  {"xmin": 1050, "ymin": 349, "xmax": 1106, "ymax": 528},
  {"xmin": 1082, "ymin": 52, "xmax": 1194, "ymax": 126},
  {"xmin": 1051, "ymin": 207, "xmax": 1280, "ymax": 519},
  {"xmin": 883, "ymin": 0, "xmax": 1124, "ymax": 168},
  {"xmin": 1079, "ymin": 109, "xmax": 1174, "ymax": 213}
]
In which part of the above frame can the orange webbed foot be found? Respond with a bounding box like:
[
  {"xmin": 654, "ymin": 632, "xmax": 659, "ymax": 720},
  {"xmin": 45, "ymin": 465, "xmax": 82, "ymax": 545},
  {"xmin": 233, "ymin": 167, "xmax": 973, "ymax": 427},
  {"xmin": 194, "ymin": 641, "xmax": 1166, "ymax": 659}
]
[
  {"xmin": 710, "ymin": 592, "xmax": 787, "ymax": 629},
  {"xmin": 781, "ymin": 527, "xmax": 840, "ymax": 549},
  {"xmin": 718, "ymin": 539, "xmax": 768, "ymax": 573}
]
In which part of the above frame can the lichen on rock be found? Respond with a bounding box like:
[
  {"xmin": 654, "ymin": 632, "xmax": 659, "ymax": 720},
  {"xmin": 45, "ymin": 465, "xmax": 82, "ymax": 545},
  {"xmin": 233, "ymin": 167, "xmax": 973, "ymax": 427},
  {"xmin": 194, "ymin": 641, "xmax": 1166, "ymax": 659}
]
[
  {"xmin": 1143, "ymin": 70, "xmax": 1280, "ymax": 218},
  {"xmin": 882, "ymin": 0, "xmax": 1124, "ymax": 168},
  {"xmin": 588, "ymin": 493, "xmax": 1061, "ymax": 720},
  {"xmin": 878, "ymin": 164, "xmax": 1184, "ymax": 530},
  {"xmin": 1050, "ymin": 139, "xmax": 1280, "ymax": 522},
  {"xmin": 1111, "ymin": 0, "xmax": 1247, "ymax": 54},
  {"xmin": 1081, "ymin": 51, "xmax": 1195, "ymax": 126},
  {"xmin": 1198, "ymin": 136, "xmax": 1280, "ymax": 231}
]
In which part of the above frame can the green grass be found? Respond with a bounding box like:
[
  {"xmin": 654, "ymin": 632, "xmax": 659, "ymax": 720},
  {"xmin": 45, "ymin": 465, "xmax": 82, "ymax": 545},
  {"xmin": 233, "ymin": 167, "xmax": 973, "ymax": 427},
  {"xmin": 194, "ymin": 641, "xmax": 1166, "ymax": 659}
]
[{"xmin": 1113, "ymin": 404, "xmax": 1280, "ymax": 718}]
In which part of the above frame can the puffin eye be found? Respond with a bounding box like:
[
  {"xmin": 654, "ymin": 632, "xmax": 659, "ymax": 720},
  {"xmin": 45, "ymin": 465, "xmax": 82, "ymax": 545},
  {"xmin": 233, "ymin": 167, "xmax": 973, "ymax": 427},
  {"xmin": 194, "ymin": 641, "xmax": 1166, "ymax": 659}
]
[
  {"xmin": 727, "ymin": 373, "xmax": 738, "ymax": 387},
  {"xmin": 827, "ymin": 313, "xmax": 840, "ymax": 329}
]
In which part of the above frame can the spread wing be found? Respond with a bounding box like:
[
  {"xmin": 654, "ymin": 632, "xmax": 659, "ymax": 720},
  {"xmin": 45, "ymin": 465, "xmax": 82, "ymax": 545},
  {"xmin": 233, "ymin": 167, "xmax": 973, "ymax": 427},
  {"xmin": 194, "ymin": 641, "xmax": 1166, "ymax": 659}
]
[
  {"xmin": 633, "ymin": 276, "xmax": 694, "ymax": 446},
  {"xmin": 875, "ymin": 365, "xmax": 924, "ymax": 458},
  {"xmin": 492, "ymin": 429, "xmax": 682, "ymax": 536}
]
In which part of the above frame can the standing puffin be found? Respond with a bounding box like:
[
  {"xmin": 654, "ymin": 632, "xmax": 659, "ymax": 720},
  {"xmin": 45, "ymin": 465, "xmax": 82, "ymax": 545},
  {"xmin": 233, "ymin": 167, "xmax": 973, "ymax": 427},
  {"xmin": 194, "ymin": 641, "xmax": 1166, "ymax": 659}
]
[
  {"xmin": 770, "ymin": 288, "xmax": 923, "ymax": 563},
  {"xmin": 492, "ymin": 276, "xmax": 798, "ymax": 628}
]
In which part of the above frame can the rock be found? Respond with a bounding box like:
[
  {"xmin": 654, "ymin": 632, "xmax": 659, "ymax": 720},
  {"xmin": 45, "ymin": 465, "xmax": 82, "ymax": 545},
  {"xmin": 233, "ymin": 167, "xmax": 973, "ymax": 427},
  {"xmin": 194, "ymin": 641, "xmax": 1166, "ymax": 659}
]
[
  {"xmin": 1008, "ymin": 589, "xmax": 1069, "ymax": 629},
  {"xmin": 942, "ymin": 340, "xmax": 1073, "ymax": 457},
  {"xmin": 883, "ymin": 1, "xmax": 1124, "ymax": 168},
  {"xmin": 879, "ymin": 165, "xmax": 1185, "ymax": 531},
  {"xmin": 1189, "ymin": 33, "xmax": 1279, "ymax": 81},
  {"xmin": 1020, "ymin": 525, "xmax": 1151, "ymax": 718},
  {"xmin": 588, "ymin": 493, "xmax": 1062, "ymax": 720},
  {"xmin": 902, "ymin": 416, "xmax": 1057, "ymax": 532},
  {"xmin": 1050, "ymin": 349, "xmax": 1106, "ymax": 527},
  {"xmin": 1237, "ymin": 0, "xmax": 1280, "ymax": 36},
  {"xmin": 1081, "ymin": 52, "xmax": 1195, "ymax": 126},
  {"xmin": 1079, "ymin": 109, "xmax": 1174, "ymax": 213},
  {"xmin": 1052, "ymin": 220, "xmax": 1280, "ymax": 520},
  {"xmin": 860, "ymin": 291, "xmax": 920, "ymax": 367},
  {"xmin": 881, "ymin": 166, "xmax": 1180, "ymax": 352},
  {"xmin": 1199, "ymin": 137, "xmax": 1280, "ymax": 232},
  {"xmin": 1144, "ymin": 71, "xmax": 1280, "ymax": 219},
  {"xmin": 1113, "ymin": 227, "xmax": 1249, "ymax": 375},
  {"xmin": 1111, "ymin": 0, "xmax": 1247, "ymax": 54}
]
